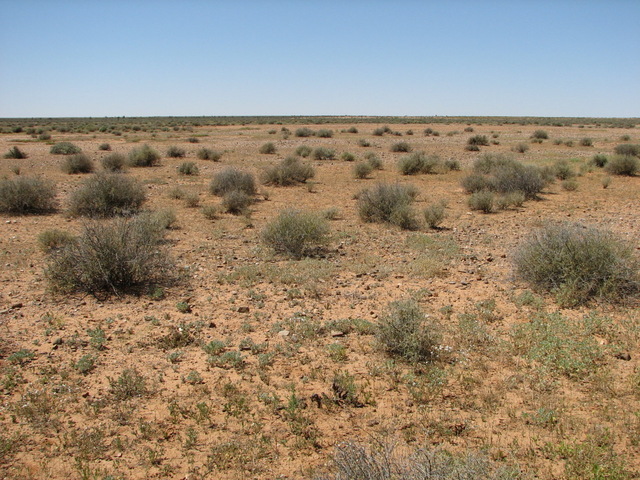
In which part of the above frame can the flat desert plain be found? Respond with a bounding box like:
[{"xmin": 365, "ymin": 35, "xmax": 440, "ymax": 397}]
[{"xmin": 0, "ymin": 118, "xmax": 639, "ymax": 479}]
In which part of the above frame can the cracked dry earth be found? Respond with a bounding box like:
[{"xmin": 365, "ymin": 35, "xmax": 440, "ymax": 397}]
[{"xmin": 0, "ymin": 120, "xmax": 639, "ymax": 479}]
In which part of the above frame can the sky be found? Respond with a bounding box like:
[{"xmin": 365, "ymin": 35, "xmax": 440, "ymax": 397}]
[{"xmin": 1, "ymin": 0, "xmax": 639, "ymax": 118}]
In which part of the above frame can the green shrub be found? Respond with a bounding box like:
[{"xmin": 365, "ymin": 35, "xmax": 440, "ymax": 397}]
[
  {"xmin": 295, "ymin": 127, "xmax": 315, "ymax": 138},
  {"xmin": 377, "ymin": 299, "xmax": 441, "ymax": 363},
  {"xmin": 590, "ymin": 154, "xmax": 608, "ymax": 168},
  {"xmin": 313, "ymin": 147, "xmax": 336, "ymax": 160},
  {"xmin": 50, "ymin": 142, "xmax": 81, "ymax": 155},
  {"xmin": 390, "ymin": 141, "xmax": 411, "ymax": 153},
  {"xmin": 3, "ymin": 146, "xmax": 28, "ymax": 159},
  {"xmin": 397, "ymin": 152, "xmax": 441, "ymax": 175},
  {"xmin": 561, "ymin": 179, "xmax": 578, "ymax": 191},
  {"xmin": 201, "ymin": 205, "xmax": 218, "ymax": 220},
  {"xmin": 183, "ymin": 192, "xmax": 200, "ymax": 208},
  {"xmin": 346, "ymin": 126, "xmax": 358, "ymax": 133},
  {"xmin": 209, "ymin": 168, "xmax": 256, "ymax": 196},
  {"xmin": 221, "ymin": 190, "xmax": 252, "ymax": 214},
  {"xmin": 512, "ymin": 142, "xmax": 529, "ymax": 153},
  {"xmin": 262, "ymin": 209, "xmax": 329, "ymax": 259},
  {"xmin": 261, "ymin": 157, "xmax": 315, "ymax": 186},
  {"xmin": 316, "ymin": 129, "xmax": 333, "ymax": 138},
  {"xmin": 513, "ymin": 222, "xmax": 640, "ymax": 306},
  {"xmin": 341, "ymin": 152, "xmax": 356, "ymax": 162},
  {"xmin": 423, "ymin": 202, "xmax": 446, "ymax": 229},
  {"xmin": 196, "ymin": 148, "xmax": 222, "ymax": 161},
  {"xmin": 61, "ymin": 153, "xmax": 94, "ymax": 174},
  {"xmin": 461, "ymin": 173, "xmax": 492, "ymax": 193},
  {"xmin": 68, "ymin": 172, "xmax": 146, "ymax": 217},
  {"xmin": 553, "ymin": 160, "xmax": 576, "ymax": 180},
  {"xmin": 366, "ymin": 154, "xmax": 383, "ymax": 170},
  {"xmin": 614, "ymin": 144, "xmax": 639, "ymax": 156},
  {"xmin": 45, "ymin": 217, "xmax": 172, "ymax": 295},
  {"xmin": 468, "ymin": 135, "xmax": 489, "ymax": 146},
  {"xmin": 605, "ymin": 155, "xmax": 639, "ymax": 176},
  {"xmin": 357, "ymin": 138, "xmax": 371, "ymax": 147},
  {"xmin": 37, "ymin": 229, "xmax": 75, "ymax": 252},
  {"xmin": 357, "ymin": 183, "xmax": 417, "ymax": 227},
  {"xmin": 0, "ymin": 176, "xmax": 56, "ymax": 214},
  {"xmin": 101, "ymin": 153, "xmax": 126, "ymax": 172},
  {"xmin": 444, "ymin": 158, "xmax": 461, "ymax": 171},
  {"xmin": 389, "ymin": 204, "xmax": 419, "ymax": 230},
  {"xmin": 353, "ymin": 161, "xmax": 373, "ymax": 179},
  {"xmin": 295, "ymin": 145, "xmax": 312, "ymax": 157},
  {"xmin": 259, "ymin": 142, "xmax": 276, "ymax": 154},
  {"xmin": 177, "ymin": 161, "xmax": 199, "ymax": 176},
  {"xmin": 468, "ymin": 190, "xmax": 495, "ymax": 213},
  {"xmin": 465, "ymin": 144, "xmax": 480, "ymax": 151},
  {"xmin": 187, "ymin": 137, "xmax": 199, "ymax": 143},
  {"xmin": 466, "ymin": 155, "xmax": 547, "ymax": 200},
  {"xmin": 38, "ymin": 132, "xmax": 51, "ymax": 141},
  {"xmin": 98, "ymin": 143, "xmax": 111, "ymax": 151},
  {"xmin": 580, "ymin": 137, "xmax": 593, "ymax": 147},
  {"xmin": 531, "ymin": 130, "xmax": 548, "ymax": 140},
  {"xmin": 127, "ymin": 144, "xmax": 160, "ymax": 167},
  {"xmin": 167, "ymin": 146, "xmax": 186, "ymax": 158}
]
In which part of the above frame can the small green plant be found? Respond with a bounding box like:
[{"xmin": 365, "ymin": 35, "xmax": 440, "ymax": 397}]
[
  {"xmin": 109, "ymin": 368, "xmax": 148, "ymax": 400},
  {"xmin": 177, "ymin": 161, "xmax": 199, "ymax": 175},
  {"xmin": 196, "ymin": 148, "xmax": 222, "ymax": 161},
  {"xmin": 580, "ymin": 137, "xmax": 593, "ymax": 147},
  {"xmin": 553, "ymin": 160, "xmax": 576, "ymax": 180},
  {"xmin": 68, "ymin": 172, "xmax": 146, "ymax": 217},
  {"xmin": 295, "ymin": 127, "xmax": 315, "ymax": 137},
  {"xmin": 365, "ymin": 153, "xmax": 382, "ymax": 170},
  {"xmin": 0, "ymin": 176, "xmax": 57, "ymax": 214},
  {"xmin": 50, "ymin": 142, "xmax": 81, "ymax": 155},
  {"xmin": 512, "ymin": 142, "xmax": 530, "ymax": 153},
  {"xmin": 37, "ymin": 229, "xmax": 75, "ymax": 252},
  {"xmin": 601, "ymin": 175, "xmax": 612, "ymax": 189},
  {"xmin": 8, "ymin": 349, "xmax": 35, "ymax": 365},
  {"xmin": 358, "ymin": 138, "xmax": 370, "ymax": 147},
  {"xmin": 513, "ymin": 222, "xmax": 640, "ymax": 306},
  {"xmin": 262, "ymin": 209, "xmax": 329, "ymax": 259},
  {"xmin": 167, "ymin": 146, "xmax": 186, "ymax": 158},
  {"xmin": 590, "ymin": 154, "xmax": 608, "ymax": 168},
  {"xmin": 127, "ymin": 144, "xmax": 160, "ymax": 167},
  {"xmin": 341, "ymin": 152, "xmax": 356, "ymax": 162},
  {"xmin": 562, "ymin": 179, "xmax": 578, "ymax": 191},
  {"xmin": 377, "ymin": 299, "xmax": 441, "ymax": 364},
  {"xmin": 61, "ymin": 153, "xmax": 94, "ymax": 174},
  {"xmin": 3, "ymin": 146, "xmax": 28, "ymax": 159},
  {"xmin": 259, "ymin": 142, "xmax": 276, "ymax": 154},
  {"xmin": 74, "ymin": 354, "xmax": 96, "ymax": 374}
]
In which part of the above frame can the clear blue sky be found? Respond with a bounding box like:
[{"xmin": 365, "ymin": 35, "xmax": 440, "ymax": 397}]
[{"xmin": 1, "ymin": 0, "xmax": 639, "ymax": 118}]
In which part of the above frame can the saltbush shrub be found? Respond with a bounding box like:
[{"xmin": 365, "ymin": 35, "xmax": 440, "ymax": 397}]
[
  {"xmin": 261, "ymin": 157, "xmax": 314, "ymax": 186},
  {"xmin": 45, "ymin": 217, "xmax": 172, "ymax": 295},
  {"xmin": 531, "ymin": 130, "xmax": 549, "ymax": 140},
  {"xmin": 423, "ymin": 202, "xmax": 446, "ymax": 229},
  {"xmin": 209, "ymin": 167, "xmax": 256, "ymax": 196},
  {"xmin": 357, "ymin": 183, "xmax": 417, "ymax": 228},
  {"xmin": 177, "ymin": 162, "xmax": 199, "ymax": 176},
  {"xmin": 196, "ymin": 148, "xmax": 222, "ymax": 161},
  {"xmin": 98, "ymin": 143, "xmax": 111, "ymax": 151},
  {"xmin": 61, "ymin": 153, "xmax": 94, "ymax": 174},
  {"xmin": 316, "ymin": 129, "xmax": 333, "ymax": 138},
  {"xmin": 295, "ymin": 127, "xmax": 315, "ymax": 138},
  {"xmin": 262, "ymin": 209, "xmax": 329, "ymax": 259},
  {"xmin": 50, "ymin": 142, "xmax": 81, "ymax": 155},
  {"xmin": 590, "ymin": 154, "xmax": 608, "ymax": 168},
  {"xmin": 467, "ymin": 135, "xmax": 489, "ymax": 146},
  {"xmin": 390, "ymin": 141, "xmax": 412, "ymax": 153},
  {"xmin": 468, "ymin": 190, "xmax": 495, "ymax": 213},
  {"xmin": 398, "ymin": 152, "xmax": 441, "ymax": 175},
  {"xmin": 167, "ymin": 146, "xmax": 186, "ymax": 158},
  {"xmin": 366, "ymin": 153, "xmax": 383, "ymax": 170},
  {"xmin": 0, "ymin": 176, "xmax": 56, "ymax": 214},
  {"xmin": 341, "ymin": 152, "xmax": 356, "ymax": 162},
  {"xmin": 221, "ymin": 190, "xmax": 252, "ymax": 214},
  {"xmin": 313, "ymin": 147, "xmax": 336, "ymax": 160},
  {"xmin": 513, "ymin": 222, "xmax": 640, "ymax": 306},
  {"xmin": 295, "ymin": 145, "xmax": 312, "ymax": 157},
  {"xmin": 377, "ymin": 299, "xmax": 441, "ymax": 363},
  {"xmin": 101, "ymin": 153, "xmax": 126, "ymax": 172},
  {"xmin": 3, "ymin": 146, "xmax": 28, "ymax": 159},
  {"xmin": 353, "ymin": 162, "xmax": 373, "ymax": 179},
  {"xmin": 614, "ymin": 144, "xmax": 640, "ymax": 156},
  {"xmin": 68, "ymin": 172, "xmax": 146, "ymax": 217},
  {"xmin": 127, "ymin": 144, "xmax": 160, "ymax": 167},
  {"xmin": 259, "ymin": 142, "xmax": 276, "ymax": 154},
  {"xmin": 553, "ymin": 160, "xmax": 576, "ymax": 180},
  {"xmin": 605, "ymin": 155, "xmax": 639, "ymax": 176}
]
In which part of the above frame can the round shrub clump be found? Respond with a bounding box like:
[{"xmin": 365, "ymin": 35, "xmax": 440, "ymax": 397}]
[
  {"xmin": 50, "ymin": 142, "xmax": 81, "ymax": 155},
  {"xmin": 209, "ymin": 167, "xmax": 256, "ymax": 196},
  {"xmin": 357, "ymin": 183, "xmax": 418, "ymax": 229},
  {"xmin": 221, "ymin": 190, "xmax": 253, "ymax": 215},
  {"xmin": 605, "ymin": 155, "xmax": 639, "ymax": 176},
  {"xmin": 167, "ymin": 146, "xmax": 186, "ymax": 158},
  {"xmin": 196, "ymin": 148, "xmax": 222, "ymax": 161},
  {"xmin": 513, "ymin": 222, "xmax": 640, "ymax": 306},
  {"xmin": 61, "ymin": 153, "xmax": 94, "ymax": 174},
  {"xmin": 101, "ymin": 153, "xmax": 126, "ymax": 172},
  {"xmin": 0, "ymin": 176, "xmax": 57, "ymax": 214},
  {"xmin": 68, "ymin": 172, "xmax": 146, "ymax": 217},
  {"xmin": 127, "ymin": 145, "xmax": 160, "ymax": 167},
  {"xmin": 261, "ymin": 157, "xmax": 315, "ymax": 186},
  {"xmin": 262, "ymin": 209, "xmax": 330, "ymax": 259},
  {"xmin": 45, "ymin": 217, "xmax": 172, "ymax": 296}
]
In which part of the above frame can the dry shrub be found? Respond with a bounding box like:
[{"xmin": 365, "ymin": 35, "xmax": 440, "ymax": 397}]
[
  {"xmin": 61, "ymin": 154, "xmax": 94, "ymax": 174},
  {"xmin": 514, "ymin": 222, "xmax": 640, "ymax": 306},
  {"xmin": 605, "ymin": 155, "xmax": 639, "ymax": 176},
  {"xmin": 45, "ymin": 216, "xmax": 173, "ymax": 296},
  {"xmin": 101, "ymin": 153, "xmax": 126, "ymax": 172},
  {"xmin": 398, "ymin": 152, "xmax": 441, "ymax": 175},
  {"xmin": 222, "ymin": 190, "xmax": 252, "ymax": 214},
  {"xmin": 0, "ymin": 176, "xmax": 56, "ymax": 214},
  {"xmin": 209, "ymin": 167, "xmax": 256, "ymax": 196},
  {"xmin": 68, "ymin": 172, "xmax": 146, "ymax": 217},
  {"xmin": 357, "ymin": 183, "xmax": 418, "ymax": 229},
  {"xmin": 261, "ymin": 157, "xmax": 315, "ymax": 186},
  {"xmin": 127, "ymin": 144, "xmax": 160, "ymax": 167},
  {"xmin": 262, "ymin": 209, "xmax": 329, "ymax": 259}
]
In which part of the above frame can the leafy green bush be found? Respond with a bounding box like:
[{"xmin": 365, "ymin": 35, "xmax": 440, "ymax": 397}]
[
  {"xmin": 45, "ymin": 217, "xmax": 172, "ymax": 295},
  {"xmin": 61, "ymin": 154, "xmax": 94, "ymax": 174},
  {"xmin": 513, "ymin": 222, "xmax": 640, "ymax": 306},
  {"xmin": 167, "ymin": 146, "xmax": 186, "ymax": 158},
  {"xmin": 531, "ymin": 130, "xmax": 548, "ymax": 140},
  {"xmin": 196, "ymin": 148, "xmax": 222, "ymax": 161},
  {"xmin": 295, "ymin": 127, "xmax": 315, "ymax": 138},
  {"xmin": 259, "ymin": 142, "xmax": 277, "ymax": 154},
  {"xmin": 209, "ymin": 167, "xmax": 256, "ymax": 196},
  {"xmin": 295, "ymin": 145, "xmax": 312, "ymax": 157},
  {"xmin": 101, "ymin": 153, "xmax": 126, "ymax": 172},
  {"xmin": 397, "ymin": 152, "xmax": 441, "ymax": 175},
  {"xmin": 0, "ymin": 176, "xmax": 56, "ymax": 214},
  {"xmin": 553, "ymin": 160, "xmax": 576, "ymax": 180},
  {"xmin": 3, "ymin": 146, "xmax": 28, "ymax": 159},
  {"xmin": 50, "ymin": 142, "xmax": 81, "ymax": 155},
  {"xmin": 316, "ymin": 129, "xmax": 333, "ymax": 138},
  {"xmin": 590, "ymin": 154, "xmax": 608, "ymax": 168},
  {"xmin": 614, "ymin": 144, "xmax": 639, "ymax": 156},
  {"xmin": 68, "ymin": 172, "xmax": 146, "ymax": 217},
  {"xmin": 605, "ymin": 155, "xmax": 639, "ymax": 176},
  {"xmin": 261, "ymin": 157, "xmax": 315, "ymax": 186},
  {"xmin": 177, "ymin": 161, "xmax": 199, "ymax": 176},
  {"xmin": 313, "ymin": 147, "xmax": 336, "ymax": 160},
  {"xmin": 377, "ymin": 299, "xmax": 441, "ymax": 363},
  {"xmin": 262, "ymin": 209, "xmax": 329, "ymax": 259},
  {"xmin": 390, "ymin": 141, "xmax": 412, "ymax": 153},
  {"xmin": 357, "ymin": 183, "xmax": 418, "ymax": 228},
  {"xmin": 580, "ymin": 137, "xmax": 593, "ymax": 147},
  {"xmin": 127, "ymin": 144, "xmax": 160, "ymax": 167}
]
